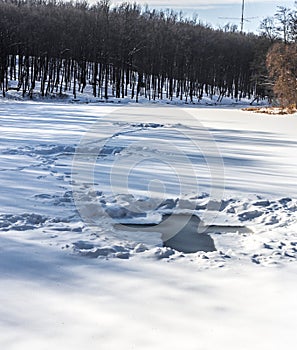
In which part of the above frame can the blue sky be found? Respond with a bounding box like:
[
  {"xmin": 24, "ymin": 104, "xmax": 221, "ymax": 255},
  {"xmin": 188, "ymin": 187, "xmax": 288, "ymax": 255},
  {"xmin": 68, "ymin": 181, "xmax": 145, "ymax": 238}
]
[{"xmin": 113, "ymin": 0, "xmax": 296, "ymax": 33}]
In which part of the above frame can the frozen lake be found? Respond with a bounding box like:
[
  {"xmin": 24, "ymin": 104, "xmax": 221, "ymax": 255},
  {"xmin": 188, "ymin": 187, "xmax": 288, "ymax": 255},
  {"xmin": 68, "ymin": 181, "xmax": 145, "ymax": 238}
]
[{"xmin": 0, "ymin": 101, "xmax": 296, "ymax": 349}]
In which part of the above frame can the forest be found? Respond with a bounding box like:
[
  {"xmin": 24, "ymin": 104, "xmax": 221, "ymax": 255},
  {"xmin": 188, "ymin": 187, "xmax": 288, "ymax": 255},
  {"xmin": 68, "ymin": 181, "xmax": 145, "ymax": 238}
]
[{"xmin": 0, "ymin": 0, "xmax": 295, "ymax": 104}]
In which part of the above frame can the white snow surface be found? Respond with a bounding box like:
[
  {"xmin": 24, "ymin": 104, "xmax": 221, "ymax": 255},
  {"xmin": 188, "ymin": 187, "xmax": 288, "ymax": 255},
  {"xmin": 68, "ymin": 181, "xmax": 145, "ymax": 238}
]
[{"xmin": 0, "ymin": 100, "xmax": 297, "ymax": 349}]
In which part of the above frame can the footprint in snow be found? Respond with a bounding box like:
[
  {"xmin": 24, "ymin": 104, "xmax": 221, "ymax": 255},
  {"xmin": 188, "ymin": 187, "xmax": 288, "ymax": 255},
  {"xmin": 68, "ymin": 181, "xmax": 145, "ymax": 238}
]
[{"xmin": 238, "ymin": 210, "xmax": 263, "ymax": 221}]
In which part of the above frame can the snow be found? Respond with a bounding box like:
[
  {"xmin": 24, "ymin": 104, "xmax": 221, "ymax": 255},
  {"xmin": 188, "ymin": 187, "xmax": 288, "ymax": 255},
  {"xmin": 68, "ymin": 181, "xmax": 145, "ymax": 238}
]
[{"xmin": 0, "ymin": 100, "xmax": 296, "ymax": 349}]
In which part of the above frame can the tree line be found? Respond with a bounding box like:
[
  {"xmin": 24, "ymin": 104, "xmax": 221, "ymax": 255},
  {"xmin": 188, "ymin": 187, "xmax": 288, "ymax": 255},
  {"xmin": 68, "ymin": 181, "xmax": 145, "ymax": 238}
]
[{"xmin": 0, "ymin": 0, "xmax": 272, "ymax": 102}]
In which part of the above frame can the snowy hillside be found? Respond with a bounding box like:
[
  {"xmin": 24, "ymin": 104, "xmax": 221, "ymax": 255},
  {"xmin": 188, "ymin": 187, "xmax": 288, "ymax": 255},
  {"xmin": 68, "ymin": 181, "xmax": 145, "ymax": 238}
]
[{"xmin": 0, "ymin": 101, "xmax": 296, "ymax": 349}]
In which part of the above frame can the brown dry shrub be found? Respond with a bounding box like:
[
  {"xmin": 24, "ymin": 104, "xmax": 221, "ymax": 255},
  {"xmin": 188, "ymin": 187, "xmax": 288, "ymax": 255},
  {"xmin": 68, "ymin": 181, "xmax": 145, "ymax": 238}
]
[
  {"xmin": 242, "ymin": 105, "xmax": 296, "ymax": 115},
  {"xmin": 266, "ymin": 43, "xmax": 297, "ymax": 107}
]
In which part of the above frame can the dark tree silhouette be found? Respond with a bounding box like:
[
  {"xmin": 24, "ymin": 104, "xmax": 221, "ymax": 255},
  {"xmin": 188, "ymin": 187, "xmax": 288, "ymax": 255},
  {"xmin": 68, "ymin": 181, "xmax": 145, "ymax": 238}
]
[{"xmin": 0, "ymin": 0, "xmax": 271, "ymax": 102}]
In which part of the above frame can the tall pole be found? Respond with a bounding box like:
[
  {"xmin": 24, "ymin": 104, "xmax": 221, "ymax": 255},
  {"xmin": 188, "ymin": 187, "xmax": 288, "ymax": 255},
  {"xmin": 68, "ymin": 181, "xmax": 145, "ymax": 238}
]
[{"xmin": 241, "ymin": 0, "xmax": 245, "ymax": 33}]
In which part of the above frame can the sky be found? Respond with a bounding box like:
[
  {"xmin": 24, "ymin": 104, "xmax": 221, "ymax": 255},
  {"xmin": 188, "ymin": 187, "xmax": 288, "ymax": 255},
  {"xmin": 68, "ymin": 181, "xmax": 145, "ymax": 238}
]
[{"xmin": 112, "ymin": 0, "xmax": 296, "ymax": 33}]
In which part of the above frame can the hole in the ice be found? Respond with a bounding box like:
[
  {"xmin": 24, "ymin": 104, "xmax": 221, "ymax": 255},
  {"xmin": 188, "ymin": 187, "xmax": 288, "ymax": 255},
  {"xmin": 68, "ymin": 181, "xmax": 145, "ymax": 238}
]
[
  {"xmin": 161, "ymin": 214, "xmax": 216, "ymax": 253},
  {"xmin": 116, "ymin": 213, "xmax": 252, "ymax": 254}
]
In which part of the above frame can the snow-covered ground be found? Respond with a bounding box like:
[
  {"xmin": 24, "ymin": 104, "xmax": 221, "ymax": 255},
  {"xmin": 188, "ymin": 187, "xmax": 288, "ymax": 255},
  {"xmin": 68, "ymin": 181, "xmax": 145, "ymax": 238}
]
[{"xmin": 0, "ymin": 100, "xmax": 296, "ymax": 349}]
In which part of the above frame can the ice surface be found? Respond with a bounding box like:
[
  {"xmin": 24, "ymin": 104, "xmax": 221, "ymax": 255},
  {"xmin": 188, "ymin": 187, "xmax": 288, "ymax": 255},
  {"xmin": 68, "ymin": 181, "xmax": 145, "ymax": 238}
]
[{"xmin": 0, "ymin": 101, "xmax": 296, "ymax": 349}]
